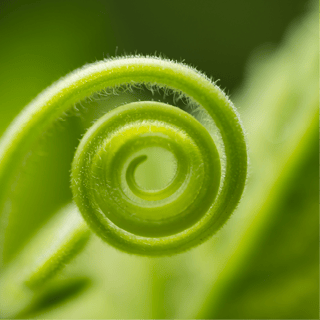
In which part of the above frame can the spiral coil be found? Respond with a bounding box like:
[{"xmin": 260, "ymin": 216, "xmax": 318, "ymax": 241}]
[{"xmin": 0, "ymin": 56, "xmax": 248, "ymax": 255}]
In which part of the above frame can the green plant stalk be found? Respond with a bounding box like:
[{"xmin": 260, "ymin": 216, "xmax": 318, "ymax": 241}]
[{"xmin": 0, "ymin": 203, "xmax": 90, "ymax": 318}]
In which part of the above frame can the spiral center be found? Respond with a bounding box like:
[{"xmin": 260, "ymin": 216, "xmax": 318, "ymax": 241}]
[{"xmin": 132, "ymin": 147, "xmax": 177, "ymax": 191}]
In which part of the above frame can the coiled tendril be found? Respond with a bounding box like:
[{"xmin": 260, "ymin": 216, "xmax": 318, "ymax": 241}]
[{"xmin": 0, "ymin": 56, "xmax": 247, "ymax": 256}]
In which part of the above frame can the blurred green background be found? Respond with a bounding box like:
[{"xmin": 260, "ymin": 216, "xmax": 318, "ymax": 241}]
[
  {"xmin": 0, "ymin": 0, "xmax": 318, "ymax": 318},
  {"xmin": 0, "ymin": 0, "xmax": 309, "ymax": 134}
]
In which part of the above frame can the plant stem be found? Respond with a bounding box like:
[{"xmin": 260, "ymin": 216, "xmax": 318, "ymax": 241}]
[{"xmin": 0, "ymin": 203, "xmax": 90, "ymax": 318}]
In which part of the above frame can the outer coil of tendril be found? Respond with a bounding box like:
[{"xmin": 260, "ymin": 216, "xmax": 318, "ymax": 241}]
[{"xmin": 0, "ymin": 56, "xmax": 247, "ymax": 256}]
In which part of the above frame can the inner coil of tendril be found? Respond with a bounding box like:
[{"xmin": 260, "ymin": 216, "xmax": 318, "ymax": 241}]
[{"xmin": 72, "ymin": 84, "xmax": 225, "ymax": 255}]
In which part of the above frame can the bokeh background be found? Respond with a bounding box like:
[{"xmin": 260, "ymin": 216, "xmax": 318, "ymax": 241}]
[
  {"xmin": 0, "ymin": 0, "xmax": 318, "ymax": 318},
  {"xmin": 0, "ymin": 0, "xmax": 311, "ymax": 134}
]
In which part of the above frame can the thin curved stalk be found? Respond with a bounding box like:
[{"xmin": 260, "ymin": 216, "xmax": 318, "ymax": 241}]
[
  {"xmin": 0, "ymin": 56, "xmax": 248, "ymax": 317},
  {"xmin": 0, "ymin": 56, "xmax": 247, "ymax": 256}
]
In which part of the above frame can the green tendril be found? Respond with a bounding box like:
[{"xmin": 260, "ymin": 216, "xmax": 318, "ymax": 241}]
[
  {"xmin": 0, "ymin": 56, "xmax": 248, "ymax": 257},
  {"xmin": 72, "ymin": 101, "xmax": 221, "ymax": 251}
]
